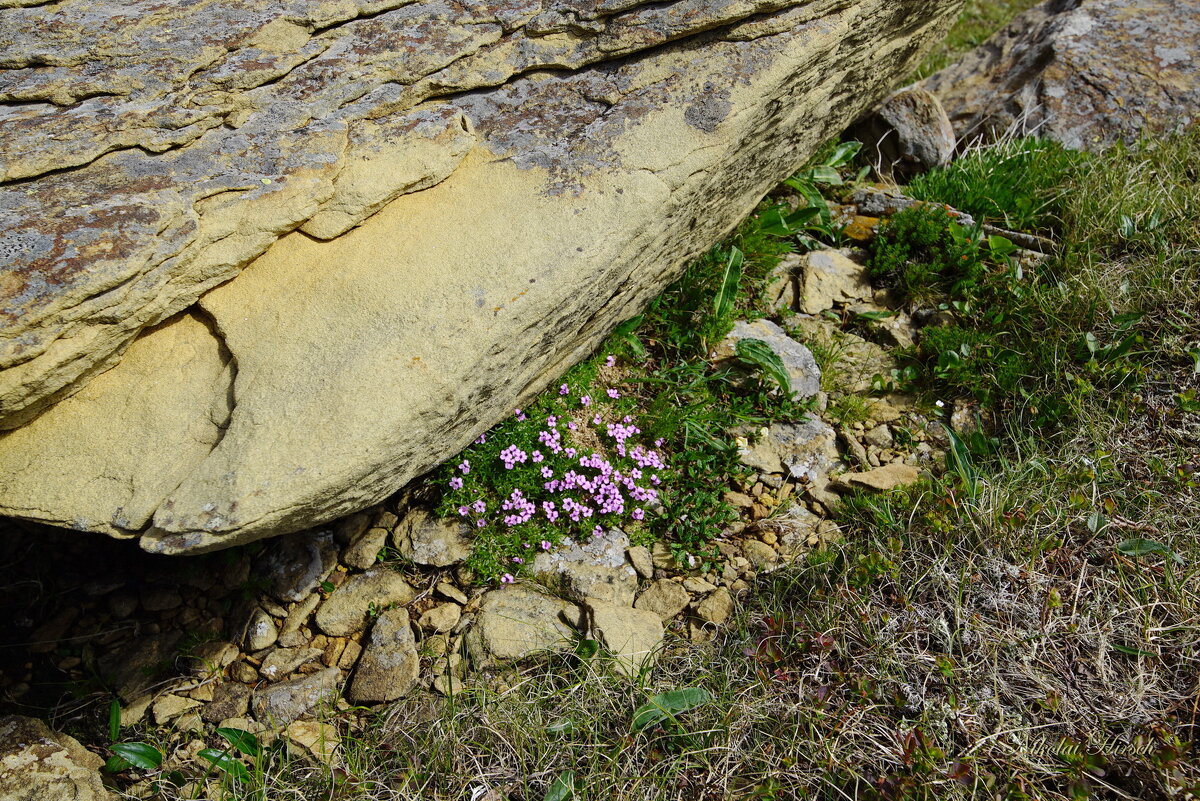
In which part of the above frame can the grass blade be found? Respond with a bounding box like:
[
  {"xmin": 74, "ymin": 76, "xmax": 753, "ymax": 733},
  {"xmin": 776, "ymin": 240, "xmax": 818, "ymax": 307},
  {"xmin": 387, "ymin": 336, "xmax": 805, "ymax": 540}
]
[{"xmin": 713, "ymin": 247, "xmax": 744, "ymax": 322}]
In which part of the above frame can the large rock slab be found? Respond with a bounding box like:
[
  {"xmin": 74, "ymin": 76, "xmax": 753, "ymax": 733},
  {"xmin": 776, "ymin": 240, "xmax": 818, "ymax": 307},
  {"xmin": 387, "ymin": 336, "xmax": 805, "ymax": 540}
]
[
  {"xmin": 0, "ymin": 0, "xmax": 963, "ymax": 551},
  {"xmin": 919, "ymin": 0, "xmax": 1200, "ymax": 150}
]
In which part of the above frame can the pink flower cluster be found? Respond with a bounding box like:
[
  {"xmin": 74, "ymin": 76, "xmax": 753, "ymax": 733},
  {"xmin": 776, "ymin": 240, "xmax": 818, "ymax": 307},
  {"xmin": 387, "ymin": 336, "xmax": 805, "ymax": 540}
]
[
  {"xmin": 501, "ymin": 489, "xmax": 537, "ymax": 527},
  {"xmin": 442, "ymin": 377, "xmax": 671, "ymax": 579},
  {"xmin": 500, "ymin": 445, "xmax": 529, "ymax": 470}
]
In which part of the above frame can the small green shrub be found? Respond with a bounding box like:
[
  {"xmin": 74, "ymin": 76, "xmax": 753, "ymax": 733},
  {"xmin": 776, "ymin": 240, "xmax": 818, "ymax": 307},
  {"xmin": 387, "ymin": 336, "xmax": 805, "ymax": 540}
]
[
  {"xmin": 907, "ymin": 138, "xmax": 1084, "ymax": 232},
  {"xmin": 866, "ymin": 204, "xmax": 986, "ymax": 303}
]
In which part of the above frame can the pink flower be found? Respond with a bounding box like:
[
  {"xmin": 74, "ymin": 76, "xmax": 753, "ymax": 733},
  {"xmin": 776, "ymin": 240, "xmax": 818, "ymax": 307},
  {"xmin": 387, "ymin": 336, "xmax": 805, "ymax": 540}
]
[
  {"xmin": 592, "ymin": 414, "xmax": 602, "ymax": 425},
  {"xmin": 581, "ymin": 395, "xmax": 592, "ymax": 407},
  {"xmin": 592, "ymin": 525, "xmax": 604, "ymax": 538},
  {"xmin": 458, "ymin": 460, "xmax": 471, "ymax": 474},
  {"xmin": 511, "ymin": 556, "xmax": 524, "ymax": 564},
  {"xmin": 607, "ymin": 388, "xmax": 620, "ymax": 399},
  {"xmin": 560, "ymin": 384, "xmax": 569, "ymax": 395},
  {"xmin": 632, "ymin": 508, "xmax": 645, "ymax": 521},
  {"xmin": 457, "ymin": 506, "xmax": 469, "ymax": 516},
  {"xmin": 606, "ymin": 355, "xmax": 616, "ymax": 367},
  {"xmin": 475, "ymin": 434, "xmax": 487, "ymax": 444},
  {"xmin": 476, "ymin": 519, "xmax": 487, "ymax": 528},
  {"xmin": 540, "ymin": 540, "xmax": 552, "ymax": 550},
  {"xmin": 500, "ymin": 573, "xmax": 514, "ymax": 584}
]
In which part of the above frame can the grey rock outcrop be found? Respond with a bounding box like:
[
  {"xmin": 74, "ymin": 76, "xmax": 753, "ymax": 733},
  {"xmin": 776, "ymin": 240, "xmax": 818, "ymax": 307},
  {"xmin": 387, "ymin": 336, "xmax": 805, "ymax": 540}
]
[
  {"xmin": 920, "ymin": 0, "xmax": 1199, "ymax": 150},
  {"xmin": 0, "ymin": 0, "xmax": 964, "ymax": 550}
]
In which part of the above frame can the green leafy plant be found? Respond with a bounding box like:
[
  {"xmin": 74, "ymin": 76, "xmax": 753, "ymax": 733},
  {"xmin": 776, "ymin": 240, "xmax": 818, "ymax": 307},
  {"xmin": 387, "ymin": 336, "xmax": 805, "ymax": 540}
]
[
  {"xmin": 1116, "ymin": 538, "xmax": 1184, "ymax": 564},
  {"xmin": 761, "ymin": 140, "xmax": 862, "ymax": 250},
  {"xmin": 106, "ymin": 742, "xmax": 164, "ymax": 772},
  {"xmin": 734, "ymin": 338, "xmax": 792, "ymax": 395},
  {"xmin": 631, "ymin": 687, "xmax": 714, "ymax": 732},
  {"xmin": 544, "ymin": 770, "xmax": 578, "ymax": 801},
  {"xmin": 712, "ymin": 247, "xmax": 744, "ymax": 324}
]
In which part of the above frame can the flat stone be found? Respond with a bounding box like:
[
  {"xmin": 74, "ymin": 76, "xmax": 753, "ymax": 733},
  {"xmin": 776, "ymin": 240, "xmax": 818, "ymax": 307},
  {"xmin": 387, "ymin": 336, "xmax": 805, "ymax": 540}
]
[
  {"xmin": 864, "ymin": 425, "xmax": 893, "ymax": 449},
  {"xmin": 634, "ymin": 580, "xmax": 691, "ymax": 621},
  {"xmin": 119, "ymin": 696, "xmax": 152, "ymax": 728},
  {"xmin": 188, "ymin": 641, "xmax": 240, "ymax": 677},
  {"xmin": 436, "ymin": 582, "xmax": 469, "ymax": 605},
  {"xmin": 392, "ymin": 507, "xmax": 472, "ymax": 567},
  {"xmin": 764, "ymin": 253, "xmax": 802, "ymax": 312},
  {"xmin": 737, "ymin": 419, "xmax": 841, "ymax": 489},
  {"xmin": 432, "ymin": 674, "xmax": 464, "ymax": 696},
  {"xmin": 340, "ymin": 513, "xmax": 393, "ymax": 570},
  {"xmin": 347, "ymin": 608, "xmax": 420, "ymax": 704},
  {"xmin": 464, "ymin": 584, "xmax": 579, "ymax": 667},
  {"xmin": 695, "ymin": 587, "xmax": 735, "ymax": 625},
  {"xmin": 337, "ymin": 640, "xmax": 363, "ymax": 671},
  {"xmin": 259, "ymin": 647, "xmax": 322, "ymax": 682},
  {"xmin": 723, "ymin": 491, "xmax": 755, "ymax": 508},
  {"xmin": 741, "ymin": 540, "xmax": 778, "ymax": 571},
  {"xmin": 314, "ymin": 567, "xmax": 415, "ymax": 637},
  {"xmin": 837, "ymin": 463, "xmax": 920, "ymax": 491},
  {"xmin": 531, "ymin": 529, "xmax": 638, "ymax": 607},
  {"xmin": 714, "ymin": 319, "xmax": 821, "ymax": 400},
  {"xmin": 418, "ymin": 603, "xmax": 462, "ymax": 634},
  {"xmin": 0, "ymin": 715, "xmax": 110, "ymax": 801},
  {"xmin": 152, "ymin": 694, "xmax": 201, "ymax": 726},
  {"xmin": 202, "ymin": 683, "xmax": 252, "ymax": 723},
  {"xmin": 244, "ymin": 607, "xmax": 279, "ymax": 652},
  {"xmin": 626, "ymin": 546, "xmax": 654, "ymax": 580},
  {"xmin": 588, "ymin": 602, "xmax": 664, "ymax": 678},
  {"xmin": 229, "ymin": 662, "xmax": 259, "ymax": 684},
  {"xmin": 286, "ymin": 720, "xmax": 340, "ymax": 766},
  {"xmin": 799, "ymin": 249, "xmax": 873, "ymax": 315},
  {"xmin": 279, "ymin": 593, "xmax": 321, "ymax": 638},
  {"xmin": 253, "ymin": 666, "xmax": 342, "ymax": 725}
]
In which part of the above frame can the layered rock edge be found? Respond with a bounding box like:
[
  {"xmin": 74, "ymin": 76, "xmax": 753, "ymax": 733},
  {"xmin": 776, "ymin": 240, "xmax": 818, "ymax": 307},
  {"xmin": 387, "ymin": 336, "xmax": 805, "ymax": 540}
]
[{"xmin": 0, "ymin": 0, "xmax": 962, "ymax": 550}]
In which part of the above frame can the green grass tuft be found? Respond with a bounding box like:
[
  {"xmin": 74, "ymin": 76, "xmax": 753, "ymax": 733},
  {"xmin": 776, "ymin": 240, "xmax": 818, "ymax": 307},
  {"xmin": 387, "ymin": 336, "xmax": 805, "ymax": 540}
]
[{"xmin": 907, "ymin": 138, "xmax": 1085, "ymax": 233}]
